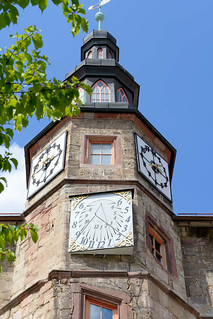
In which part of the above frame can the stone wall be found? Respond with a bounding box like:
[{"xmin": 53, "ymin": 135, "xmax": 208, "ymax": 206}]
[
  {"xmin": 0, "ymin": 271, "xmax": 198, "ymax": 319},
  {"xmin": 179, "ymin": 226, "xmax": 213, "ymax": 317}
]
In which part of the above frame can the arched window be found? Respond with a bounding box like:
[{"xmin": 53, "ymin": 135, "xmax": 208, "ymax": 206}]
[
  {"xmin": 78, "ymin": 87, "xmax": 84, "ymax": 103},
  {"xmin": 108, "ymin": 51, "xmax": 112, "ymax": 59},
  {"xmin": 116, "ymin": 88, "xmax": 129, "ymax": 103},
  {"xmin": 87, "ymin": 51, "xmax": 92, "ymax": 59},
  {"xmin": 91, "ymin": 81, "xmax": 110, "ymax": 102},
  {"xmin": 97, "ymin": 48, "xmax": 103, "ymax": 59}
]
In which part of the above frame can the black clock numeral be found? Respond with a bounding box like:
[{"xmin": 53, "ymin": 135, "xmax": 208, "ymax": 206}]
[
  {"xmin": 94, "ymin": 224, "xmax": 99, "ymax": 229},
  {"xmin": 108, "ymin": 239, "xmax": 112, "ymax": 246},
  {"xmin": 72, "ymin": 222, "xmax": 77, "ymax": 228},
  {"xmin": 117, "ymin": 199, "xmax": 122, "ymax": 205},
  {"xmin": 116, "ymin": 234, "xmax": 122, "ymax": 241},
  {"xmin": 124, "ymin": 207, "xmax": 129, "ymax": 213},
  {"xmin": 125, "ymin": 216, "xmax": 131, "ymax": 223},
  {"xmin": 122, "ymin": 225, "xmax": 128, "ymax": 232},
  {"xmin": 74, "ymin": 211, "xmax": 80, "ymax": 218},
  {"xmin": 97, "ymin": 241, "xmax": 105, "ymax": 249},
  {"xmin": 79, "ymin": 203, "xmax": 84, "ymax": 209},
  {"xmin": 76, "ymin": 231, "xmax": 80, "ymax": 237},
  {"xmin": 88, "ymin": 240, "xmax": 95, "ymax": 249},
  {"xmin": 80, "ymin": 237, "xmax": 88, "ymax": 246}
]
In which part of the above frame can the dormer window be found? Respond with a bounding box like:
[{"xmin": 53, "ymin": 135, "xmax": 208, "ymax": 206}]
[
  {"xmin": 108, "ymin": 51, "xmax": 112, "ymax": 59},
  {"xmin": 87, "ymin": 51, "xmax": 92, "ymax": 59},
  {"xmin": 97, "ymin": 48, "xmax": 103, "ymax": 59},
  {"xmin": 91, "ymin": 81, "xmax": 110, "ymax": 102},
  {"xmin": 116, "ymin": 88, "xmax": 129, "ymax": 103}
]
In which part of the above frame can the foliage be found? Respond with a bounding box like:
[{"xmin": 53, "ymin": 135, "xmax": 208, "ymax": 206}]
[
  {"xmin": 0, "ymin": 0, "xmax": 92, "ymax": 270},
  {"xmin": 0, "ymin": 1, "xmax": 92, "ymax": 192},
  {"xmin": 0, "ymin": 223, "xmax": 39, "ymax": 272},
  {"xmin": 0, "ymin": 0, "xmax": 88, "ymax": 36}
]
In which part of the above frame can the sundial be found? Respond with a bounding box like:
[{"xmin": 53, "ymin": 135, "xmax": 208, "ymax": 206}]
[{"xmin": 89, "ymin": 0, "xmax": 111, "ymax": 30}]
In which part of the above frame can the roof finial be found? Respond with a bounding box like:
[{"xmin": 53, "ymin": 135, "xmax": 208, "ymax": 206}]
[{"xmin": 88, "ymin": 0, "xmax": 111, "ymax": 30}]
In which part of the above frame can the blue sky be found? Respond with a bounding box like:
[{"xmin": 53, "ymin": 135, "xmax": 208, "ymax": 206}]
[{"xmin": 1, "ymin": 0, "xmax": 213, "ymax": 213}]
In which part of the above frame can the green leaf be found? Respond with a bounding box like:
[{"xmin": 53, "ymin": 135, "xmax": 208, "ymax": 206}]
[
  {"xmin": 15, "ymin": 61, "xmax": 24, "ymax": 73},
  {"xmin": 0, "ymin": 236, "xmax": 5, "ymax": 249},
  {"xmin": 10, "ymin": 158, "xmax": 18, "ymax": 169},
  {"xmin": 0, "ymin": 182, "xmax": 5, "ymax": 193},
  {"xmin": 9, "ymin": 5, "xmax": 19, "ymax": 24},
  {"xmin": 81, "ymin": 17, "xmax": 88, "ymax": 33},
  {"xmin": 29, "ymin": 228, "xmax": 38, "ymax": 243},
  {"xmin": 0, "ymin": 12, "xmax": 11, "ymax": 30},
  {"xmin": 18, "ymin": 0, "xmax": 30, "ymax": 9},
  {"xmin": 5, "ymin": 128, "xmax": 14, "ymax": 138},
  {"xmin": 32, "ymin": 33, "xmax": 43, "ymax": 50},
  {"xmin": 39, "ymin": 0, "xmax": 48, "ymax": 11}
]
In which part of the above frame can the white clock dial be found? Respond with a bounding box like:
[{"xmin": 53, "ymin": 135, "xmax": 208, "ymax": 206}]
[
  {"xmin": 27, "ymin": 131, "xmax": 67, "ymax": 198},
  {"xmin": 135, "ymin": 134, "xmax": 172, "ymax": 201},
  {"xmin": 69, "ymin": 190, "xmax": 134, "ymax": 255}
]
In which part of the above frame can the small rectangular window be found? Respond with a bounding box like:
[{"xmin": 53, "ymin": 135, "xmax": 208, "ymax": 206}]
[
  {"xmin": 81, "ymin": 135, "xmax": 121, "ymax": 166},
  {"xmin": 85, "ymin": 297, "xmax": 118, "ymax": 319},
  {"xmin": 149, "ymin": 226, "xmax": 166, "ymax": 268},
  {"xmin": 90, "ymin": 142, "xmax": 112, "ymax": 165}
]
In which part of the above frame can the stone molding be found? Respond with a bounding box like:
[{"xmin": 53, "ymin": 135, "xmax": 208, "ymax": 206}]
[
  {"xmin": 24, "ymin": 179, "xmax": 174, "ymax": 218},
  {"xmin": 0, "ymin": 279, "xmax": 47, "ymax": 315},
  {"xmin": 0, "ymin": 269, "xmax": 200, "ymax": 317}
]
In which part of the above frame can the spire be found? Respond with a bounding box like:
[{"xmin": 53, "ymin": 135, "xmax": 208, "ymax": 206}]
[{"xmin": 88, "ymin": 0, "xmax": 111, "ymax": 30}]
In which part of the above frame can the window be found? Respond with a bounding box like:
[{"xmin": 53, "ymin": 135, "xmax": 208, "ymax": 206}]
[
  {"xmin": 85, "ymin": 297, "xmax": 118, "ymax": 319},
  {"xmin": 81, "ymin": 135, "xmax": 121, "ymax": 166},
  {"xmin": 90, "ymin": 142, "xmax": 112, "ymax": 165},
  {"xmin": 149, "ymin": 226, "xmax": 166, "ymax": 267},
  {"xmin": 97, "ymin": 48, "xmax": 103, "ymax": 59},
  {"xmin": 88, "ymin": 51, "xmax": 92, "ymax": 59},
  {"xmin": 116, "ymin": 88, "xmax": 129, "ymax": 103},
  {"xmin": 91, "ymin": 81, "xmax": 110, "ymax": 102},
  {"xmin": 108, "ymin": 51, "xmax": 112, "ymax": 59},
  {"xmin": 78, "ymin": 87, "xmax": 85, "ymax": 103},
  {"xmin": 146, "ymin": 213, "xmax": 177, "ymax": 276}
]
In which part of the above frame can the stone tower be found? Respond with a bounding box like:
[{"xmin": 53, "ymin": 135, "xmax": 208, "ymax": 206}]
[{"xmin": 0, "ymin": 30, "xmax": 212, "ymax": 319}]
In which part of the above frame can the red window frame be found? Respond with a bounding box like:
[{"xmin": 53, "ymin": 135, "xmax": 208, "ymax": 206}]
[
  {"xmin": 116, "ymin": 88, "xmax": 129, "ymax": 103},
  {"xmin": 85, "ymin": 297, "xmax": 118, "ymax": 319},
  {"xmin": 91, "ymin": 80, "xmax": 111, "ymax": 102},
  {"xmin": 149, "ymin": 226, "xmax": 166, "ymax": 268}
]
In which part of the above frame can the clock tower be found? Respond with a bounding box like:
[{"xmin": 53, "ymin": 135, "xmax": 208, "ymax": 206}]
[{"xmin": 0, "ymin": 30, "xmax": 203, "ymax": 319}]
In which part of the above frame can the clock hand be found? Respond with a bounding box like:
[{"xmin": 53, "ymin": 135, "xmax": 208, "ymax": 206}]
[
  {"xmin": 75, "ymin": 215, "xmax": 96, "ymax": 240},
  {"xmin": 95, "ymin": 213, "xmax": 125, "ymax": 239},
  {"xmin": 32, "ymin": 153, "xmax": 60, "ymax": 178}
]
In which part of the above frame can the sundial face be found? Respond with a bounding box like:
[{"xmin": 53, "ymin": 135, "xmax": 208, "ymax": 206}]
[
  {"xmin": 135, "ymin": 134, "xmax": 172, "ymax": 201},
  {"xmin": 69, "ymin": 190, "xmax": 134, "ymax": 255}
]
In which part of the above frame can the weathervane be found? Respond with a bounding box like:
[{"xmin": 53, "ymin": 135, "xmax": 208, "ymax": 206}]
[{"xmin": 88, "ymin": 0, "xmax": 111, "ymax": 30}]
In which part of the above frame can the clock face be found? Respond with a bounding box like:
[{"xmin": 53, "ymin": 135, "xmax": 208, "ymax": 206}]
[
  {"xmin": 135, "ymin": 134, "xmax": 172, "ymax": 201},
  {"xmin": 69, "ymin": 190, "xmax": 134, "ymax": 255},
  {"xmin": 27, "ymin": 131, "xmax": 67, "ymax": 198}
]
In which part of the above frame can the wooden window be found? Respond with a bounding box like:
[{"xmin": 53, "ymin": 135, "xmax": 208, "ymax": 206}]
[
  {"xmin": 85, "ymin": 297, "xmax": 118, "ymax": 319},
  {"xmin": 116, "ymin": 88, "xmax": 128, "ymax": 103},
  {"xmin": 81, "ymin": 135, "xmax": 121, "ymax": 166},
  {"xmin": 88, "ymin": 51, "xmax": 92, "ymax": 59},
  {"xmin": 97, "ymin": 48, "xmax": 103, "ymax": 59},
  {"xmin": 91, "ymin": 81, "xmax": 110, "ymax": 102},
  {"xmin": 90, "ymin": 141, "xmax": 113, "ymax": 165},
  {"xmin": 149, "ymin": 226, "xmax": 166, "ymax": 267}
]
